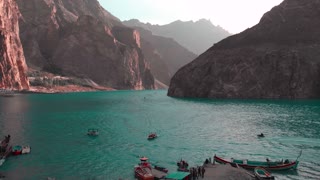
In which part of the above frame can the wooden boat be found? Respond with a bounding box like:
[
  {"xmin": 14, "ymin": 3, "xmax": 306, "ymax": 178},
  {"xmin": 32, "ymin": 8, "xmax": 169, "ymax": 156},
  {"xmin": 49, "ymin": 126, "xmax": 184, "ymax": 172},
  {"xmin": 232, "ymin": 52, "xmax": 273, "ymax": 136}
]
[
  {"xmin": 214, "ymin": 155, "xmax": 299, "ymax": 171},
  {"xmin": 257, "ymin": 133, "xmax": 265, "ymax": 138},
  {"xmin": 177, "ymin": 159, "xmax": 189, "ymax": 172},
  {"xmin": 87, "ymin": 129, "xmax": 99, "ymax": 136},
  {"xmin": 134, "ymin": 157, "xmax": 154, "ymax": 180},
  {"xmin": 147, "ymin": 133, "xmax": 157, "ymax": 140},
  {"xmin": 254, "ymin": 167, "xmax": 275, "ymax": 180}
]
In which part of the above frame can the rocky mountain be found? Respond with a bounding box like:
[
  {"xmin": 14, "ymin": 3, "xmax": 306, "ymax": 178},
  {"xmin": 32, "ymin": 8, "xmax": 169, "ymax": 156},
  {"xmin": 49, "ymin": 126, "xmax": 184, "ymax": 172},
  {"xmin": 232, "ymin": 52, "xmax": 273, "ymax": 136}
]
[
  {"xmin": 131, "ymin": 27, "xmax": 197, "ymax": 86},
  {"xmin": 168, "ymin": 0, "xmax": 320, "ymax": 99},
  {"xmin": 123, "ymin": 19, "xmax": 231, "ymax": 55},
  {"xmin": 0, "ymin": 0, "xmax": 29, "ymax": 90},
  {"xmin": 16, "ymin": 0, "xmax": 154, "ymax": 90}
]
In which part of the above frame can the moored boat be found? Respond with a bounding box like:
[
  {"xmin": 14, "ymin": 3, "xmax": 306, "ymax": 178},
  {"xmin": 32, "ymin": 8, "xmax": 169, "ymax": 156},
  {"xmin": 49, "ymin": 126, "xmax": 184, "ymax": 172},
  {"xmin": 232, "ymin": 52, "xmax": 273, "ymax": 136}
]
[
  {"xmin": 12, "ymin": 145, "xmax": 22, "ymax": 155},
  {"xmin": 177, "ymin": 159, "xmax": 189, "ymax": 172},
  {"xmin": 254, "ymin": 167, "xmax": 275, "ymax": 180},
  {"xmin": 22, "ymin": 146, "xmax": 31, "ymax": 154},
  {"xmin": 134, "ymin": 157, "xmax": 154, "ymax": 180},
  {"xmin": 147, "ymin": 133, "xmax": 157, "ymax": 140},
  {"xmin": 214, "ymin": 155, "xmax": 299, "ymax": 171},
  {"xmin": 12, "ymin": 145, "xmax": 31, "ymax": 155}
]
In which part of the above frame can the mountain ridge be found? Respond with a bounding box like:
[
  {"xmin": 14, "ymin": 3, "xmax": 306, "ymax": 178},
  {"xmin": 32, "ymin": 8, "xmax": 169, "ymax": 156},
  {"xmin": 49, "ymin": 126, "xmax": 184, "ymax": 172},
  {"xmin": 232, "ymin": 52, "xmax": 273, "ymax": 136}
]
[
  {"xmin": 168, "ymin": 0, "xmax": 320, "ymax": 99},
  {"xmin": 123, "ymin": 19, "xmax": 231, "ymax": 55}
]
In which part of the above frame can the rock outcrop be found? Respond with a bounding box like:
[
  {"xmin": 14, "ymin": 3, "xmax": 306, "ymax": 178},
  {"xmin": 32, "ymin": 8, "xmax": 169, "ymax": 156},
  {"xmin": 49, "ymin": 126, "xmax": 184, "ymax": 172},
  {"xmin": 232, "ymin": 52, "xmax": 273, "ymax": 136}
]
[
  {"xmin": 168, "ymin": 0, "xmax": 320, "ymax": 99},
  {"xmin": 132, "ymin": 27, "xmax": 197, "ymax": 86},
  {"xmin": 0, "ymin": 0, "xmax": 29, "ymax": 90},
  {"xmin": 16, "ymin": 0, "xmax": 154, "ymax": 90},
  {"xmin": 123, "ymin": 19, "xmax": 231, "ymax": 55}
]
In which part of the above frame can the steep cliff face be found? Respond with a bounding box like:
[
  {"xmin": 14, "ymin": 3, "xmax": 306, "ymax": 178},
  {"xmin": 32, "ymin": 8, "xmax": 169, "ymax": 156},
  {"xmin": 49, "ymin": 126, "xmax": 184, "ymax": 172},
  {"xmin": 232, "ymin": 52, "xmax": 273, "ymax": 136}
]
[
  {"xmin": 132, "ymin": 27, "xmax": 197, "ymax": 86},
  {"xmin": 0, "ymin": 0, "xmax": 29, "ymax": 90},
  {"xmin": 16, "ymin": 0, "xmax": 154, "ymax": 90},
  {"xmin": 123, "ymin": 19, "xmax": 231, "ymax": 55},
  {"xmin": 168, "ymin": 0, "xmax": 320, "ymax": 99}
]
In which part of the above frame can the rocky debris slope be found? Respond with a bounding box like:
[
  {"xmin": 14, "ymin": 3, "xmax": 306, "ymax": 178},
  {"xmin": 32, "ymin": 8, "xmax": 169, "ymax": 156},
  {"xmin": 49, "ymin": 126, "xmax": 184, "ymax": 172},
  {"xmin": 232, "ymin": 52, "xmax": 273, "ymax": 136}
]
[{"xmin": 168, "ymin": 0, "xmax": 320, "ymax": 98}]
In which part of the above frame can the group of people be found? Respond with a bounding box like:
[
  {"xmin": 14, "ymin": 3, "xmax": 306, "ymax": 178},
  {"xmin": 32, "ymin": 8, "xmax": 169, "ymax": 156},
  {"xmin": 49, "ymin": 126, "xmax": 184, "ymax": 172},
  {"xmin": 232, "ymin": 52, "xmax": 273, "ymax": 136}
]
[{"xmin": 189, "ymin": 166, "xmax": 205, "ymax": 179}]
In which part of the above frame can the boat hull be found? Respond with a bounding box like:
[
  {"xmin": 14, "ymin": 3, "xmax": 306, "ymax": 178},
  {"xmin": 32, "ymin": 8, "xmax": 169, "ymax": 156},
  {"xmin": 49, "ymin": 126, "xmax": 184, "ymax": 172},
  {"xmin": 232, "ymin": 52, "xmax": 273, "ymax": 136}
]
[
  {"xmin": 214, "ymin": 155, "xmax": 299, "ymax": 171},
  {"xmin": 134, "ymin": 166, "xmax": 154, "ymax": 180}
]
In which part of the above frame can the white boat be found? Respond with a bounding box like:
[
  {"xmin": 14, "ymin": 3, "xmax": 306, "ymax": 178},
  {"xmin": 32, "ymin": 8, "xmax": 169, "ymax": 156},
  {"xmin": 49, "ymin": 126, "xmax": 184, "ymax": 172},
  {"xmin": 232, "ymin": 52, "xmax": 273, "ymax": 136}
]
[
  {"xmin": 22, "ymin": 146, "xmax": 31, "ymax": 154},
  {"xmin": 0, "ymin": 159, "xmax": 5, "ymax": 166}
]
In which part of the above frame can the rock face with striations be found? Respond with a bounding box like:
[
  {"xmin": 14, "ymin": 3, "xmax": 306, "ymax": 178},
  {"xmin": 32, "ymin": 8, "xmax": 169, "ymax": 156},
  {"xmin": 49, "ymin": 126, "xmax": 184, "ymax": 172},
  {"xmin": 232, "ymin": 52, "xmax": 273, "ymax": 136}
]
[
  {"xmin": 131, "ymin": 27, "xmax": 197, "ymax": 87},
  {"xmin": 168, "ymin": 0, "xmax": 320, "ymax": 98},
  {"xmin": 0, "ymin": 0, "xmax": 29, "ymax": 90},
  {"xmin": 123, "ymin": 19, "xmax": 231, "ymax": 55},
  {"xmin": 16, "ymin": 0, "xmax": 154, "ymax": 90}
]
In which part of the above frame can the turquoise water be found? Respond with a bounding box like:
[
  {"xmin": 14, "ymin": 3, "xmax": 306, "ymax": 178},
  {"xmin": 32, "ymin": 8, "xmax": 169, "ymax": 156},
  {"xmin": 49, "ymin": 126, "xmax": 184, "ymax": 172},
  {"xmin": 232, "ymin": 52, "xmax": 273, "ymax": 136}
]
[{"xmin": 0, "ymin": 90, "xmax": 320, "ymax": 179}]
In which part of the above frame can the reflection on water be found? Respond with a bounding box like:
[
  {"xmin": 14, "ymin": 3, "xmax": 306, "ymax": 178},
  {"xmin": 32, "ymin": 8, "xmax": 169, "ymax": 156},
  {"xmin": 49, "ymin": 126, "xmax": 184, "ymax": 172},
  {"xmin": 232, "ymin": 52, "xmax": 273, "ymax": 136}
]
[{"xmin": 0, "ymin": 91, "xmax": 319, "ymax": 179}]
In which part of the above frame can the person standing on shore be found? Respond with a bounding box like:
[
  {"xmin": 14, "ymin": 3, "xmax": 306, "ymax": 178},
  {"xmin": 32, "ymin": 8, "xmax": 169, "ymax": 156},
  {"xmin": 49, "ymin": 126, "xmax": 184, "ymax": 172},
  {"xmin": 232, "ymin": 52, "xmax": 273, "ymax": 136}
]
[{"xmin": 201, "ymin": 166, "xmax": 205, "ymax": 178}]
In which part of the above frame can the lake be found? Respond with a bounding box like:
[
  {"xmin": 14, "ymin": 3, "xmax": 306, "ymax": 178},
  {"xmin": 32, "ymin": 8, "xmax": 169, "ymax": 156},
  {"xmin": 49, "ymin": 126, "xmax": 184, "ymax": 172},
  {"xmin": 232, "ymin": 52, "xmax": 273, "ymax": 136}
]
[{"xmin": 0, "ymin": 90, "xmax": 319, "ymax": 179}]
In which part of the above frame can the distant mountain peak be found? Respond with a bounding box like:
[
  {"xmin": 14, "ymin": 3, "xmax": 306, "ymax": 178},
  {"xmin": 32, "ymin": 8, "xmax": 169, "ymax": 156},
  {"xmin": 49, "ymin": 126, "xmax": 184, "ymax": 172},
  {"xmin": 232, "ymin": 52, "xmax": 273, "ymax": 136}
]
[{"xmin": 123, "ymin": 19, "xmax": 231, "ymax": 54}]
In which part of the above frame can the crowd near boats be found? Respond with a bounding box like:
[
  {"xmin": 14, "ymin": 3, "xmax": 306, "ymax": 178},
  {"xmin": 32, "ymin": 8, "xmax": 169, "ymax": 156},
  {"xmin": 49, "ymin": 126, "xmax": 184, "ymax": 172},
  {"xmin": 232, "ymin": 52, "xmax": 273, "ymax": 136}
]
[{"xmin": 132, "ymin": 152, "xmax": 301, "ymax": 180}]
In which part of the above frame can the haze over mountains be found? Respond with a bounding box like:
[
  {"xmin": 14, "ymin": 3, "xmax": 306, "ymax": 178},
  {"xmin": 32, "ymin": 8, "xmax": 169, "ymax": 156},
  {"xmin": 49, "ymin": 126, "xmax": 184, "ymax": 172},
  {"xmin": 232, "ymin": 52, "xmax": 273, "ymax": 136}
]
[
  {"xmin": 168, "ymin": 0, "xmax": 320, "ymax": 99},
  {"xmin": 123, "ymin": 19, "xmax": 231, "ymax": 55}
]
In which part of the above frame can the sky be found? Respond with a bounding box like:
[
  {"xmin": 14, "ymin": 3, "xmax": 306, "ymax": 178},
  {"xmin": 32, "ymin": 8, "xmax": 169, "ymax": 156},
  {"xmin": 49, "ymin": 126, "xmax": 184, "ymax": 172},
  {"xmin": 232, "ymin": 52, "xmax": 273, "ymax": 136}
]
[{"xmin": 98, "ymin": 0, "xmax": 283, "ymax": 34}]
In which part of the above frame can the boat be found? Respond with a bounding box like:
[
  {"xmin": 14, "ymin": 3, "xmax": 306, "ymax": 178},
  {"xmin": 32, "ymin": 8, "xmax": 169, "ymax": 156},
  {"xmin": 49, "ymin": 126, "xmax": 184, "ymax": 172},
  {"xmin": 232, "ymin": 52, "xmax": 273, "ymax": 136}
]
[
  {"xmin": 12, "ymin": 145, "xmax": 22, "ymax": 155},
  {"xmin": 214, "ymin": 154, "xmax": 299, "ymax": 171},
  {"xmin": 0, "ymin": 159, "xmax": 5, "ymax": 166},
  {"xmin": 154, "ymin": 165, "xmax": 168, "ymax": 173},
  {"xmin": 177, "ymin": 159, "xmax": 189, "ymax": 172},
  {"xmin": 134, "ymin": 157, "xmax": 154, "ymax": 180},
  {"xmin": 87, "ymin": 129, "xmax": 99, "ymax": 136},
  {"xmin": 147, "ymin": 133, "xmax": 157, "ymax": 140},
  {"xmin": 258, "ymin": 133, "xmax": 265, "ymax": 138},
  {"xmin": 0, "ymin": 135, "xmax": 10, "ymax": 152},
  {"xmin": 254, "ymin": 167, "xmax": 275, "ymax": 180},
  {"xmin": 22, "ymin": 146, "xmax": 31, "ymax": 154}
]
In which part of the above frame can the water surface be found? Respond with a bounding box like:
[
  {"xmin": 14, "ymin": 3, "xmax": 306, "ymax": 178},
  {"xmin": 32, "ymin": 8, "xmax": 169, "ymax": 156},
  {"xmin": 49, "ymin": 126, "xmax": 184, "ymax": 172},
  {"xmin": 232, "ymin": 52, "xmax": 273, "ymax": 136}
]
[{"xmin": 0, "ymin": 90, "xmax": 319, "ymax": 179}]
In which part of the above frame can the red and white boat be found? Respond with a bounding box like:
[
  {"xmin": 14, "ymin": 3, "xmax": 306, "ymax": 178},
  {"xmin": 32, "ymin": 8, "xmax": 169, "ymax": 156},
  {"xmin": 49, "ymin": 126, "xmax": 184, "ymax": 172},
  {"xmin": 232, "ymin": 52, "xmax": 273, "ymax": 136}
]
[
  {"xmin": 134, "ymin": 157, "xmax": 154, "ymax": 180},
  {"xmin": 147, "ymin": 133, "xmax": 157, "ymax": 140}
]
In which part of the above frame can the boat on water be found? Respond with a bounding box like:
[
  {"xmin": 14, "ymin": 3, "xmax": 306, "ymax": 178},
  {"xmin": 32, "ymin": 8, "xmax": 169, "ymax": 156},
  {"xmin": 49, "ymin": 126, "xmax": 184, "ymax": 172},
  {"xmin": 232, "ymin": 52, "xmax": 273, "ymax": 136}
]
[
  {"xmin": 177, "ymin": 159, "xmax": 189, "ymax": 172},
  {"xmin": 258, "ymin": 133, "xmax": 265, "ymax": 138},
  {"xmin": 147, "ymin": 133, "xmax": 157, "ymax": 140},
  {"xmin": 12, "ymin": 145, "xmax": 31, "ymax": 155},
  {"xmin": 134, "ymin": 157, "xmax": 154, "ymax": 180},
  {"xmin": 254, "ymin": 167, "xmax": 275, "ymax": 180},
  {"xmin": 214, "ymin": 154, "xmax": 299, "ymax": 171},
  {"xmin": 87, "ymin": 129, "xmax": 99, "ymax": 136}
]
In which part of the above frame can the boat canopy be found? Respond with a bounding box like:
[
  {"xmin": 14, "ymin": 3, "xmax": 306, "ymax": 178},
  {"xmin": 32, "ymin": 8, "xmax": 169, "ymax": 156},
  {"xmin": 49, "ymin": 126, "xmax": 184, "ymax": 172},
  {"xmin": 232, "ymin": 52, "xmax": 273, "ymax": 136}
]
[
  {"xmin": 165, "ymin": 172, "xmax": 190, "ymax": 180},
  {"xmin": 140, "ymin": 157, "xmax": 148, "ymax": 161}
]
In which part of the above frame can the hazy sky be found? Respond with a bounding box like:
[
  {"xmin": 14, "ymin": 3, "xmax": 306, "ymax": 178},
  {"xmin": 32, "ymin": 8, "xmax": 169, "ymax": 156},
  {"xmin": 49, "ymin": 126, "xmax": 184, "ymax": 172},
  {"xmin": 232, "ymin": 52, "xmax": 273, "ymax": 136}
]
[{"xmin": 99, "ymin": 0, "xmax": 283, "ymax": 34}]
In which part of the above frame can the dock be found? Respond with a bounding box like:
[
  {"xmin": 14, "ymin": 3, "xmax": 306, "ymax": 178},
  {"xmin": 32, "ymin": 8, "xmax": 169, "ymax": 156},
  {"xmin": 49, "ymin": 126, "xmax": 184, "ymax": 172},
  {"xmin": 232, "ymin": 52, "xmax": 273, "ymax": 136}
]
[{"xmin": 201, "ymin": 163, "xmax": 255, "ymax": 180}]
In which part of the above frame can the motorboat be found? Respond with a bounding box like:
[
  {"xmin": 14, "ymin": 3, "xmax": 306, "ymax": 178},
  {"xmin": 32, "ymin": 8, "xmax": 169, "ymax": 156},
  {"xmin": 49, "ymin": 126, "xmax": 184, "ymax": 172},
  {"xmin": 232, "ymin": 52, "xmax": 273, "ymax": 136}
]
[
  {"xmin": 134, "ymin": 157, "xmax": 154, "ymax": 180},
  {"xmin": 147, "ymin": 133, "xmax": 157, "ymax": 140},
  {"xmin": 87, "ymin": 129, "xmax": 99, "ymax": 136}
]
